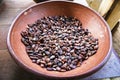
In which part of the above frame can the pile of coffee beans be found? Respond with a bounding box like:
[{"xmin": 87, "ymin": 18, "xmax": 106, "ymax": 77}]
[{"xmin": 21, "ymin": 16, "xmax": 99, "ymax": 72}]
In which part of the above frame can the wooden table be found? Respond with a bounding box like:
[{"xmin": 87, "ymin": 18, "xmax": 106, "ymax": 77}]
[{"xmin": 0, "ymin": 0, "xmax": 120, "ymax": 80}]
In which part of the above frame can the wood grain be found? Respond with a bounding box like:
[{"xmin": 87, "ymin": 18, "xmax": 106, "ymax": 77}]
[
  {"xmin": 0, "ymin": 50, "xmax": 17, "ymax": 80},
  {"xmin": 3, "ymin": 0, "xmax": 35, "ymax": 9},
  {"xmin": 107, "ymin": 0, "xmax": 120, "ymax": 30},
  {"xmin": 0, "ymin": 9, "xmax": 22, "ymax": 25},
  {"xmin": 0, "ymin": 50, "xmax": 46, "ymax": 80},
  {"xmin": 0, "ymin": 26, "xmax": 9, "ymax": 50},
  {"xmin": 112, "ymin": 21, "xmax": 120, "ymax": 56}
]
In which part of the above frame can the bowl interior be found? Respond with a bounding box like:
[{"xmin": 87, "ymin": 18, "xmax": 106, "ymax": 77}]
[{"xmin": 9, "ymin": 1, "xmax": 111, "ymax": 78}]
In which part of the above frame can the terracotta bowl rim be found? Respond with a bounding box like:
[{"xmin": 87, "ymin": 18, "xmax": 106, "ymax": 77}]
[{"xmin": 7, "ymin": 1, "xmax": 112, "ymax": 79}]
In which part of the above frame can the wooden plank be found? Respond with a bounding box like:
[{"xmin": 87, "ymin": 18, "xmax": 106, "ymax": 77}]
[
  {"xmin": 3, "ymin": 0, "xmax": 35, "ymax": 9},
  {"xmin": 86, "ymin": 0, "xmax": 102, "ymax": 11},
  {"xmin": 0, "ymin": 9, "xmax": 22, "ymax": 25},
  {"xmin": 86, "ymin": 0, "xmax": 114, "ymax": 17},
  {"xmin": 0, "ymin": 50, "xmax": 46, "ymax": 80},
  {"xmin": 0, "ymin": 9, "xmax": 21, "ymax": 18},
  {"xmin": 98, "ymin": 0, "xmax": 114, "ymax": 16},
  {"xmin": 0, "ymin": 50, "xmax": 18, "ymax": 80},
  {"xmin": 112, "ymin": 21, "xmax": 120, "ymax": 56},
  {"xmin": 107, "ymin": 0, "xmax": 120, "ymax": 30},
  {"xmin": 73, "ymin": 0, "xmax": 89, "ymax": 7},
  {"xmin": 0, "ymin": 26, "xmax": 9, "ymax": 50},
  {"xmin": 0, "ymin": 0, "xmax": 35, "ymax": 25}
]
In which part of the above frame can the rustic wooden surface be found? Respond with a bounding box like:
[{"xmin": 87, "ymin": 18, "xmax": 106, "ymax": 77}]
[{"xmin": 0, "ymin": 0, "xmax": 120, "ymax": 80}]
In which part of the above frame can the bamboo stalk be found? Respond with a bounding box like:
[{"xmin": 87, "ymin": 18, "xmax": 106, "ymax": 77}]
[
  {"xmin": 86, "ymin": 0, "xmax": 114, "ymax": 16},
  {"xmin": 86, "ymin": 0, "xmax": 102, "ymax": 11},
  {"xmin": 73, "ymin": 0, "xmax": 89, "ymax": 7},
  {"xmin": 107, "ymin": 0, "xmax": 120, "ymax": 30},
  {"xmin": 98, "ymin": 0, "xmax": 114, "ymax": 16}
]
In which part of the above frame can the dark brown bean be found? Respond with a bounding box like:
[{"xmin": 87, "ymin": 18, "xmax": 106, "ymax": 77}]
[
  {"xmin": 50, "ymin": 55, "xmax": 56, "ymax": 60},
  {"xmin": 32, "ymin": 60, "xmax": 36, "ymax": 63},
  {"xmin": 36, "ymin": 59, "xmax": 41, "ymax": 64},
  {"xmin": 62, "ymin": 63, "xmax": 67, "ymax": 68},
  {"xmin": 56, "ymin": 67, "xmax": 61, "ymax": 71},
  {"xmin": 46, "ymin": 67, "xmax": 53, "ymax": 71},
  {"xmin": 21, "ymin": 16, "xmax": 99, "ymax": 72},
  {"xmin": 70, "ymin": 64, "xmax": 76, "ymax": 69},
  {"xmin": 40, "ymin": 64, "xmax": 45, "ymax": 68}
]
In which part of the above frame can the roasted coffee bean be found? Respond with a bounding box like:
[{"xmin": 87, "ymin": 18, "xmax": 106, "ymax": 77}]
[
  {"xmin": 62, "ymin": 63, "xmax": 67, "ymax": 68},
  {"xmin": 94, "ymin": 45, "xmax": 99, "ymax": 50},
  {"xmin": 57, "ymin": 62, "xmax": 63, "ymax": 67},
  {"xmin": 47, "ymin": 62, "xmax": 53, "ymax": 66},
  {"xmin": 26, "ymin": 50, "xmax": 34, "ymax": 54},
  {"xmin": 46, "ymin": 67, "xmax": 53, "ymax": 71},
  {"xmin": 53, "ymin": 65, "xmax": 57, "ymax": 68},
  {"xmin": 70, "ymin": 64, "xmax": 76, "ymax": 69},
  {"xmin": 32, "ymin": 59, "xmax": 36, "ymax": 63},
  {"xmin": 50, "ymin": 55, "xmax": 56, "ymax": 60},
  {"xmin": 77, "ymin": 62, "xmax": 81, "ymax": 67},
  {"xmin": 57, "ymin": 49, "xmax": 63, "ymax": 55},
  {"xmin": 36, "ymin": 59, "xmax": 41, "ymax": 64},
  {"xmin": 52, "ymin": 68, "xmax": 57, "ymax": 71},
  {"xmin": 40, "ymin": 60, "xmax": 46, "ymax": 64},
  {"xmin": 45, "ymin": 58, "xmax": 50, "ymax": 62},
  {"xmin": 60, "ymin": 56, "xmax": 65, "ymax": 60},
  {"xmin": 21, "ymin": 16, "xmax": 99, "ymax": 72},
  {"xmin": 45, "ymin": 51, "xmax": 50, "ymax": 55},
  {"xmin": 40, "ymin": 64, "xmax": 45, "ymax": 68},
  {"xmin": 29, "ymin": 56, "xmax": 38, "ymax": 60},
  {"xmin": 56, "ymin": 67, "xmax": 61, "ymax": 71},
  {"xmin": 62, "ymin": 46, "xmax": 67, "ymax": 51}
]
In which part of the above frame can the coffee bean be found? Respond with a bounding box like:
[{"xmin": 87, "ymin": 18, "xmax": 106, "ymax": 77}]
[
  {"xmin": 85, "ymin": 56, "xmax": 89, "ymax": 60},
  {"xmin": 32, "ymin": 37, "xmax": 38, "ymax": 41},
  {"xmin": 60, "ymin": 69, "xmax": 66, "ymax": 72},
  {"xmin": 40, "ymin": 64, "xmax": 45, "ymax": 68},
  {"xmin": 87, "ymin": 52, "xmax": 92, "ymax": 56},
  {"xmin": 50, "ymin": 55, "xmax": 55, "ymax": 60},
  {"xmin": 21, "ymin": 16, "xmax": 99, "ymax": 72},
  {"xmin": 68, "ymin": 59, "xmax": 72, "ymax": 64},
  {"xmin": 46, "ymin": 67, "xmax": 53, "ymax": 71},
  {"xmin": 57, "ymin": 62, "xmax": 63, "ymax": 67},
  {"xmin": 94, "ymin": 45, "xmax": 99, "ymax": 50},
  {"xmin": 62, "ymin": 46, "xmax": 67, "ymax": 51},
  {"xmin": 26, "ymin": 50, "xmax": 33, "ymax": 54},
  {"xmin": 56, "ymin": 67, "xmax": 61, "ymax": 71},
  {"xmin": 52, "ymin": 68, "xmax": 57, "ymax": 71},
  {"xmin": 62, "ymin": 63, "xmax": 67, "ymax": 68},
  {"xmin": 70, "ymin": 64, "xmax": 76, "ymax": 69},
  {"xmin": 39, "ymin": 38, "xmax": 44, "ymax": 43},
  {"xmin": 45, "ymin": 58, "xmax": 50, "ymax": 62},
  {"xmin": 74, "ymin": 46, "xmax": 81, "ymax": 50},
  {"xmin": 47, "ymin": 62, "xmax": 53, "ymax": 66},
  {"xmin": 70, "ymin": 50, "xmax": 74, "ymax": 55},
  {"xmin": 32, "ymin": 59, "xmax": 36, "ymax": 63},
  {"xmin": 77, "ymin": 62, "xmax": 81, "ymax": 67},
  {"xmin": 21, "ymin": 38, "xmax": 29, "ymax": 46},
  {"xmin": 29, "ymin": 56, "xmax": 38, "ymax": 60},
  {"xmin": 36, "ymin": 59, "xmax": 41, "ymax": 64},
  {"xmin": 91, "ymin": 51, "xmax": 96, "ymax": 54},
  {"xmin": 60, "ymin": 56, "xmax": 65, "ymax": 60},
  {"xmin": 40, "ymin": 60, "xmax": 46, "ymax": 64},
  {"xmin": 57, "ymin": 49, "xmax": 63, "ymax": 55},
  {"xmin": 32, "ymin": 44, "xmax": 36, "ymax": 48}
]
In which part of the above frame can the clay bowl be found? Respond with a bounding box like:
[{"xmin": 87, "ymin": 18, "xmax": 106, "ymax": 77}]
[{"xmin": 7, "ymin": 1, "xmax": 112, "ymax": 79}]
